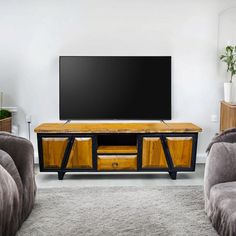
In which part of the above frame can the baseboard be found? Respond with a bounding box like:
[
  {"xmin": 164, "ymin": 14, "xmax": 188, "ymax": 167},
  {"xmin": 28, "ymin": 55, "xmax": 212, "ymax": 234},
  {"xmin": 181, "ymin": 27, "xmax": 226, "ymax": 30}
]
[
  {"xmin": 196, "ymin": 153, "xmax": 207, "ymax": 163},
  {"xmin": 34, "ymin": 152, "xmax": 207, "ymax": 164},
  {"xmin": 34, "ymin": 152, "xmax": 39, "ymax": 163}
]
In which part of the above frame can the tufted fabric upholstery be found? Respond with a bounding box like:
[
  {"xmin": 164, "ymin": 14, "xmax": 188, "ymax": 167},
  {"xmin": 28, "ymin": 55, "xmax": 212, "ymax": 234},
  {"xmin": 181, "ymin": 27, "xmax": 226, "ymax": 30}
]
[
  {"xmin": 0, "ymin": 132, "xmax": 36, "ymax": 236},
  {"xmin": 204, "ymin": 129, "xmax": 236, "ymax": 236}
]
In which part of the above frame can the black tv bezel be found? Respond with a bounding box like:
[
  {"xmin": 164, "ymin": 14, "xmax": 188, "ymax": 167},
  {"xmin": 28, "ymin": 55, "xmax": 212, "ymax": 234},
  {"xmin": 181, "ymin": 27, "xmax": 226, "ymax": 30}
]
[{"xmin": 59, "ymin": 56, "xmax": 172, "ymax": 121}]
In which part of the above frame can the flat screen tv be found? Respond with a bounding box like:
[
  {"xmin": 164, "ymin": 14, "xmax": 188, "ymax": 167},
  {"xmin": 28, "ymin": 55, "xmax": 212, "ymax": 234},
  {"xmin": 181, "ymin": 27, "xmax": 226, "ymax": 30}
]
[{"xmin": 59, "ymin": 56, "xmax": 171, "ymax": 120}]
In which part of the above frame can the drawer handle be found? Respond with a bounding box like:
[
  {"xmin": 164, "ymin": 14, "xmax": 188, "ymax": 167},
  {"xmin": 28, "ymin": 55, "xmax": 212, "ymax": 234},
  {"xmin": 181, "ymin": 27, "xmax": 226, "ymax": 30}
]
[{"xmin": 112, "ymin": 162, "xmax": 119, "ymax": 168}]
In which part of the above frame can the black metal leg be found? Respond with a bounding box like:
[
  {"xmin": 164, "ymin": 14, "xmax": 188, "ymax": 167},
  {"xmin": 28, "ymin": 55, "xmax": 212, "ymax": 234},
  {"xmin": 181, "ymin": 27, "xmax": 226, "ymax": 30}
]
[
  {"xmin": 169, "ymin": 171, "xmax": 177, "ymax": 180},
  {"xmin": 58, "ymin": 171, "xmax": 65, "ymax": 180}
]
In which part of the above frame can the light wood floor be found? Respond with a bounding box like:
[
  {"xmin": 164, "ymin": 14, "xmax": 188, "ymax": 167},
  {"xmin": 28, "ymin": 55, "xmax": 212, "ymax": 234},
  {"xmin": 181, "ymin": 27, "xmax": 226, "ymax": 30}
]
[{"xmin": 35, "ymin": 164, "xmax": 205, "ymax": 188}]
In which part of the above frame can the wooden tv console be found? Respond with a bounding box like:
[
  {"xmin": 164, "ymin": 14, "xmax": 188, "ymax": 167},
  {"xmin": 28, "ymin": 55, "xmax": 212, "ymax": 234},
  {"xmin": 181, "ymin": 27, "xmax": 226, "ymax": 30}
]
[{"xmin": 34, "ymin": 122, "xmax": 202, "ymax": 180}]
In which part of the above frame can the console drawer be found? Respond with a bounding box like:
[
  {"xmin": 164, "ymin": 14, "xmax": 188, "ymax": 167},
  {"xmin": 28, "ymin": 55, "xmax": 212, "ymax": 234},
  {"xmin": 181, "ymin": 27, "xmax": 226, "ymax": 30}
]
[{"xmin": 97, "ymin": 155, "xmax": 137, "ymax": 171}]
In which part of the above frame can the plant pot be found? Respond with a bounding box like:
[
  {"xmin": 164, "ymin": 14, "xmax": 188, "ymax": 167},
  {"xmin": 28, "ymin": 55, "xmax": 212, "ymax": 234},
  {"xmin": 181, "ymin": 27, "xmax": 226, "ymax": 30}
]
[
  {"xmin": 224, "ymin": 82, "xmax": 233, "ymax": 103},
  {"xmin": 0, "ymin": 117, "xmax": 12, "ymax": 132},
  {"xmin": 232, "ymin": 81, "xmax": 236, "ymax": 103}
]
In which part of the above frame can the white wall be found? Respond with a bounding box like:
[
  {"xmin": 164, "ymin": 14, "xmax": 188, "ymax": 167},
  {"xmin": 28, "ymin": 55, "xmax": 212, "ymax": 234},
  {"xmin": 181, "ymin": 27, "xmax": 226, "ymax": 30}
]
[
  {"xmin": 218, "ymin": 7, "xmax": 236, "ymax": 83},
  {"xmin": 0, "ymin": 0, "xmax": 236, "ymax": 162}
]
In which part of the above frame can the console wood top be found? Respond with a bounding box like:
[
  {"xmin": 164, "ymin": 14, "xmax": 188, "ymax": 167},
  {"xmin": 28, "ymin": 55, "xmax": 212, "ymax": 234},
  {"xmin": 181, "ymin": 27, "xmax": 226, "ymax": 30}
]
[
  {"xmin": 34, "ymin": 122, "xmax": 202, "ymax": 133},
  {"xmin": 221, "ymin": 101, "xmax": 236, "ymax": 108}
]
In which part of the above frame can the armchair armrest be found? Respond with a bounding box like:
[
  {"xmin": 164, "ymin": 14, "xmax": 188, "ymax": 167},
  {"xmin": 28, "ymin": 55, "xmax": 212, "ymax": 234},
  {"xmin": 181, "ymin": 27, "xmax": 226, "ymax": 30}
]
[
  {"xmin": 204, "ymin": 142, "xmax": 236, "ymax": 200},
  {"xmin": 0, "ymin": 133, "xmax": 34, "ymax": 184},
  {"xmin": 0, "ymin": 132, "xmax": 36, "ymax": 222}
]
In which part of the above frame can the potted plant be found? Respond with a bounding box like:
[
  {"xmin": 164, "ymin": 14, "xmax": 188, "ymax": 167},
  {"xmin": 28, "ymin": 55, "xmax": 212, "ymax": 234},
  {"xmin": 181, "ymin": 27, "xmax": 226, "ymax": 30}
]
[
  {"xmin": 220, "ymin": 45, "xmax": 236, "ymax": 102},
  {"xmin": 0, "ymin": 92, "xmax": 12, "ymax": 132}
]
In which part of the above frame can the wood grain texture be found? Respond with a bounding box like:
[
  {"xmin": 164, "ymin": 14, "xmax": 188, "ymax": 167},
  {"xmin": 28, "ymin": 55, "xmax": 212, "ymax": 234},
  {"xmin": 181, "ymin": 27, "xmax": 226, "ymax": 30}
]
[
  {"xmin": 166, "ymin": 137, "xmax": 192, "ymax": 168},
  {"xmin": 220, "ymin": 101, "xmax": 236, "ymax": 131},
  {"xmin": 97, "ymin": 146, "xmax": 137, "ymax": 154},
  {"xmin": 42, "ymin": 138, "xmax": 68, "ymax": 168},
  {"xmin": 34, "ymin": 122, "xmax": 202, "ymax": 134},
  {"xmin": 0, "ymin": 117, "xmax": 12, "ymax": 132},
  {"xmin": 142, "ymin": 137, "xmax": 168, "ymax": 168},
  {"xmin": 66, "ymin": 137, "xmax": 93, "ymax": 169},
  {"xmin": 164, "ymin": 123, "xmax": 202, "ymax": 132},
  {"xmin": 97, "ymin": 155, "xmax": 137, "ymax": 171}
]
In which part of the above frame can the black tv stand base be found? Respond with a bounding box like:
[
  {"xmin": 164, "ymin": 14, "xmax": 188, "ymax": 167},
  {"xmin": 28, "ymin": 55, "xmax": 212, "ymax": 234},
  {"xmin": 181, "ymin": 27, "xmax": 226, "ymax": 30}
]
[
  {"xmin": 57, "ymin": 171, "xmax": 178, "ymax": 181},
  {"xmin": 169, "ymin": 171, "xmax": 177, "ymax": 180},
  {"xmin": 58, "ymin": 171, "xmax": 66, "ymax": 180}
]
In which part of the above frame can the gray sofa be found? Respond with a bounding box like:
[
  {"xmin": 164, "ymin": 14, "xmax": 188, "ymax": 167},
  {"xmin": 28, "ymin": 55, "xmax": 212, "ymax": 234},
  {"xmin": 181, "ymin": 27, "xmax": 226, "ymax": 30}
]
[
  {"xmin": 0, "ymin": 132, "xmax": 36, "ymax": 236},
  {"xmin": 204, "ymin": 129, "xmax": 236, "ymax": 236}
]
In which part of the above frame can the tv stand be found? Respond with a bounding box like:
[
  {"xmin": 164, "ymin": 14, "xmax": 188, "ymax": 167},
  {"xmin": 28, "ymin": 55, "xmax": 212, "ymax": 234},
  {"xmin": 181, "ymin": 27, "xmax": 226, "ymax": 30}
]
[{"xmin": 34, "ymin": 122, "xmax": 202, "ymax": 180}]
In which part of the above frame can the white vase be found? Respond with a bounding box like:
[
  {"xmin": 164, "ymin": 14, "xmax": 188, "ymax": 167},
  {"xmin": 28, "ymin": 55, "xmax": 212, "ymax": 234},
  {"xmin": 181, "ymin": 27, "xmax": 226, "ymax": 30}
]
[
  {"xmin": 232, "ymin": 81, "xmax": 236, "ymax": 103},
  {"xmin": 224, "ymin": 82, "xmax": 232, "ymax": 102}
]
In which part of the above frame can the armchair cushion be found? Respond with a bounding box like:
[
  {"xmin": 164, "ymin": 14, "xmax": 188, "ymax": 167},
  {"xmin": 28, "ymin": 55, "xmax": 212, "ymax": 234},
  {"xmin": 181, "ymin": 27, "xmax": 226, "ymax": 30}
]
[
  {"xmin": 0, "ymin": 158, "xmax": 21, "ymax": 236},
  {"xmin": 0, "ymin": 150, "xmax": 23, "ymax": 200},
  {"xmin": 208, "ymin": 181, "xmax": 236, "ymax": 236},
  {"xmin": 204, "ymin": 142, "xmax": 236, "ymax": 201}
]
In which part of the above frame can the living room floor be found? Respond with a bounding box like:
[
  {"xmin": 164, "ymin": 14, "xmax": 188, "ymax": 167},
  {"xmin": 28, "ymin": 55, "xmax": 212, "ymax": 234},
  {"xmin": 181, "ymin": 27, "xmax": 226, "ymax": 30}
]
[{"xmin": 35, "ymin": 164, "xmax": 205, "ymax": 188}]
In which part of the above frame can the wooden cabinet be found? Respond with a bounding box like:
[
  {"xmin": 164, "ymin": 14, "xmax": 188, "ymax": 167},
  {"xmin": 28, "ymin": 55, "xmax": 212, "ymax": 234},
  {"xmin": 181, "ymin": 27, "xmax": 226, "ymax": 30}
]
[
  {"xmin": 220, "ymin": 101, "xmax": 236, "ymax": 131},
  {"xmin": 35, "ymin": 122, "xmax": 201, "ymax": 180},
  {"xmin": 141, "ymin": 135, "xmax": 194, "ymax": 170},
  {"xmin": 142, "ymin": 137, "xmax": 168, "ymax": 169},
  {"xmin": 40, "ymin": 136, "xmax": 94, "ymax": 170}
]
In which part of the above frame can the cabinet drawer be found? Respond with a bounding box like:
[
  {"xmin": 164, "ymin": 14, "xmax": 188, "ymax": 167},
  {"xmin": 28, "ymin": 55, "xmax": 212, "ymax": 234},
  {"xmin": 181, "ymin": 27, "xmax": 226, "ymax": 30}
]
[{"xmin": 97, "ymin": 155, "xmax": 137, "ymax": 171}]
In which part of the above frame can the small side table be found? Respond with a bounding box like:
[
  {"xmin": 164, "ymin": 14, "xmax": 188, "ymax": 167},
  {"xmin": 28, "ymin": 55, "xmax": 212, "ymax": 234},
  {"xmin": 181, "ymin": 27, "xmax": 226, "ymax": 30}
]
[{"xmin": 220, "ymin": 101, "xmax": 236, "ymax": 132}]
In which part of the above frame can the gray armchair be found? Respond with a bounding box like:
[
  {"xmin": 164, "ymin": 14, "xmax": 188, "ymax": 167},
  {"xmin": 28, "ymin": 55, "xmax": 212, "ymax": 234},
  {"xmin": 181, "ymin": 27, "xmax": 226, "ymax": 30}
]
[
  {"xmin": 204, "ymin": 130, "xmax": 236, "ymax": 236},
  {"xmin": 0, "ymin": 132, "xmax": 36, "ymax": 236}
]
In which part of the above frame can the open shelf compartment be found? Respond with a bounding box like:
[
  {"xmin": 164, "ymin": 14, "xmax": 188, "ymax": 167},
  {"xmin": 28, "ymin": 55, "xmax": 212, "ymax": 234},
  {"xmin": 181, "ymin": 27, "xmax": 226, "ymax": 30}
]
[{"xmin": 97, "ymin": 134, "xmax": 138, "ymax": 154}]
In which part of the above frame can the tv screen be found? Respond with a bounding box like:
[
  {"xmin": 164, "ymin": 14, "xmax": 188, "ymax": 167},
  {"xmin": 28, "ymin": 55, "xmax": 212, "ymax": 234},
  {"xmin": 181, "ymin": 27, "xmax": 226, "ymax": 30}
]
[{"xmin": 59, "ymin": 56, "xmax": 171, "ymax": 120}]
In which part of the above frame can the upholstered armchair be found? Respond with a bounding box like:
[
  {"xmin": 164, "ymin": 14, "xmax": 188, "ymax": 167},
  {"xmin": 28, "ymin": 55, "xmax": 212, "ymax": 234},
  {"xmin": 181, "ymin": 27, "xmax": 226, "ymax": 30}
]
[
  {"xmin": 204, "ymin": 129, "xmax": 236, "ymax": 236},
  {"xmin": 0, "ymin": 132, "xmax": 36, "ymax": 236}
]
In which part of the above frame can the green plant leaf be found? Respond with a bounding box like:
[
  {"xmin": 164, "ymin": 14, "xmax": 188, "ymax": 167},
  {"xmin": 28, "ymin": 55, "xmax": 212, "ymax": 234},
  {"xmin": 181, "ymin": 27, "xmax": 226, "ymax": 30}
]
[
  {"xmin": 220, "ymin": 55, "xmax": 226, "ymax": 60},
  {"xmin": 220, "ymin": 45, "xmax": 236, "ymax": 81},
  {"xmin": 0, "ymin": 109, "xmax": 11, "ymax": 120}
]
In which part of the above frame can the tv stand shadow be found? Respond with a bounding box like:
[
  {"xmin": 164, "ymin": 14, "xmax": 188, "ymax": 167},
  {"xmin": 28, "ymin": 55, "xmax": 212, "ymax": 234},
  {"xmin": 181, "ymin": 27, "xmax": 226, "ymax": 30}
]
[{"xmin": 34, "ymin": 122, "xmax": 202, "ymax": 180}]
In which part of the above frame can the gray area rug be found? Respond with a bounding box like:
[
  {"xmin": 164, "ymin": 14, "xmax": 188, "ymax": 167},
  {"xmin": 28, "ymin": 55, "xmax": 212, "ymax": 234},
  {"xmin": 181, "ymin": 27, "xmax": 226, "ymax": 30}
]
[{"xmin": 17, "ymin": 186, "xmax": 217, "ymax": 236}]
